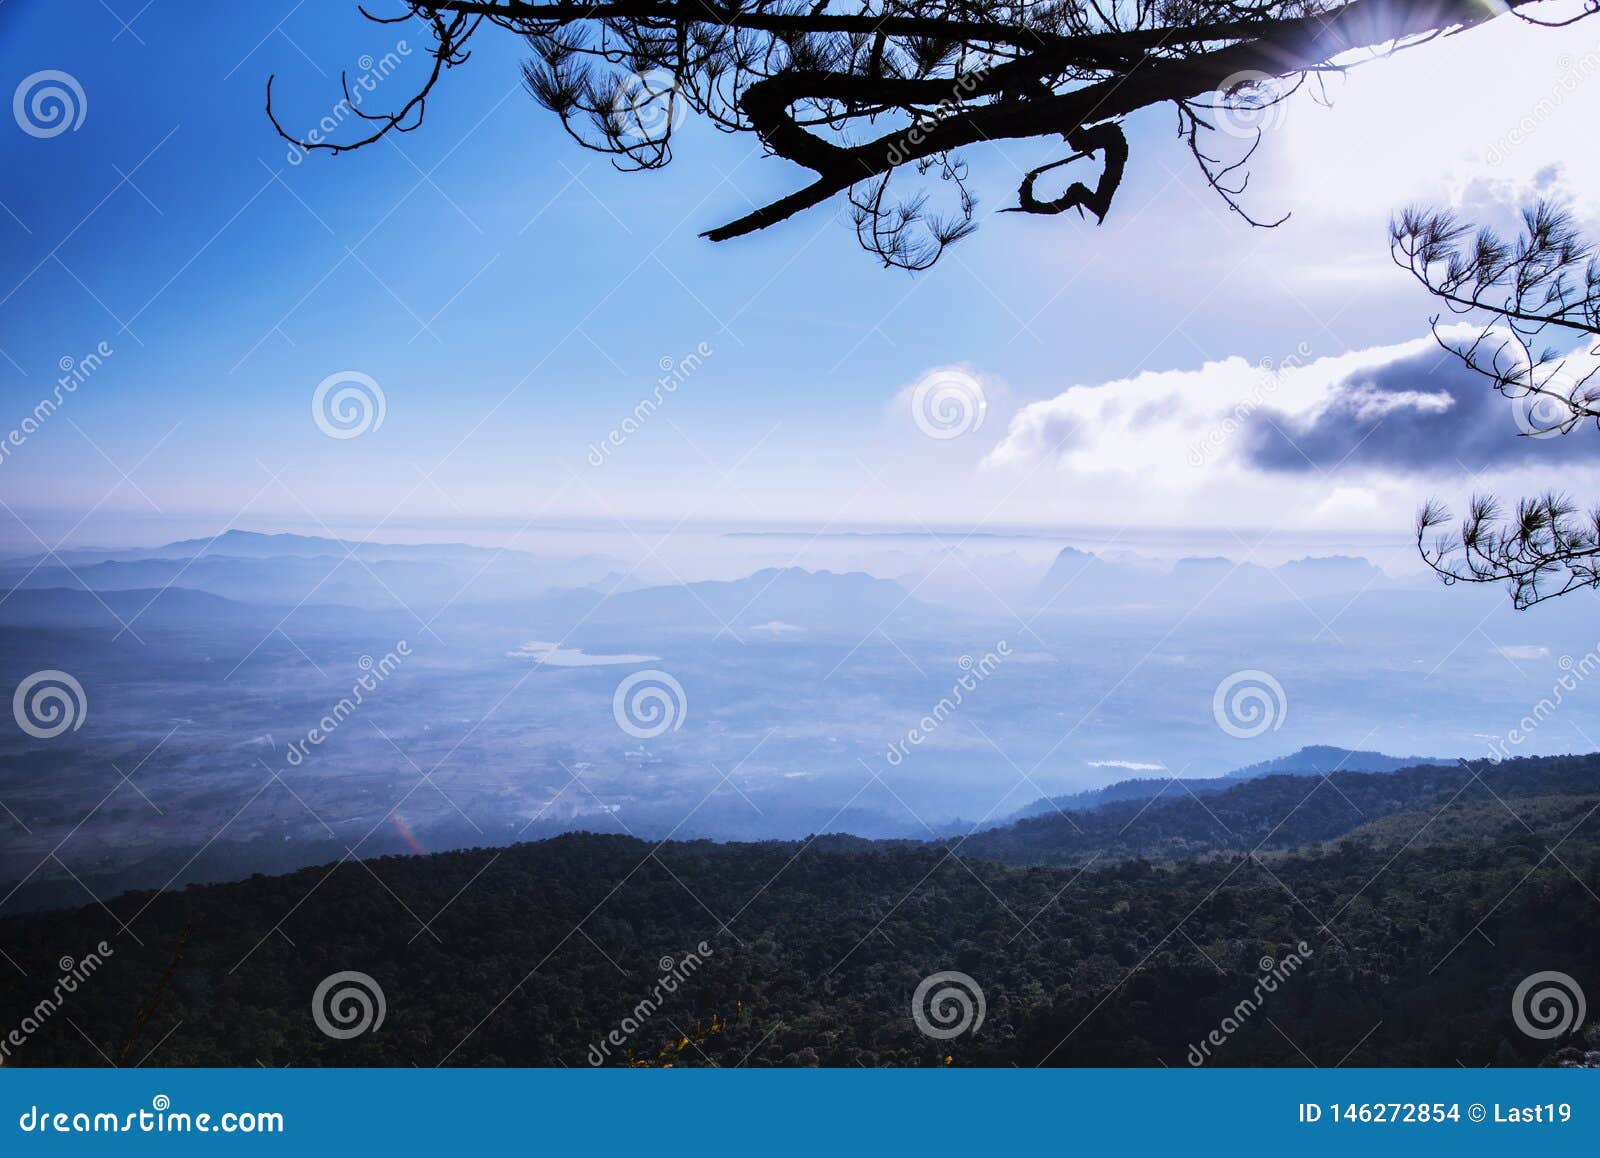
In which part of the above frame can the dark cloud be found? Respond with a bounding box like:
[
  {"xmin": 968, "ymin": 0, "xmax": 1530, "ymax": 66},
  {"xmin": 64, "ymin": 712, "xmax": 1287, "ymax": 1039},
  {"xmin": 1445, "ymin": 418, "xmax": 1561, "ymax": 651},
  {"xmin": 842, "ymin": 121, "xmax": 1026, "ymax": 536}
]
[{"xmin": 1242, "ymin": 343, "xmax": 1597, "ymax": 475}]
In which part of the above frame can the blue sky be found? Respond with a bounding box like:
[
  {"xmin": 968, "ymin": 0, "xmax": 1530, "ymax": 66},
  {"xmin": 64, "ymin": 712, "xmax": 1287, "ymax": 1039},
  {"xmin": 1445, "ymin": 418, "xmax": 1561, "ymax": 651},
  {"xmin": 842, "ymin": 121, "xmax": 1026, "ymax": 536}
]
[{"xmin": 2, "ymin": 1, "xmax": 1598, "ymax": 554}]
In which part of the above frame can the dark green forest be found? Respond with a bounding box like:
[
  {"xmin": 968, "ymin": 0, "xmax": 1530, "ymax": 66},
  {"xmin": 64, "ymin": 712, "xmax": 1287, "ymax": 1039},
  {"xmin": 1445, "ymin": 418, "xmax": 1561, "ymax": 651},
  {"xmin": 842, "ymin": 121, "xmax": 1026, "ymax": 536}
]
[{"xmin": 3, "ymin": 755, "xmax": 1598, "ymax": 1067}]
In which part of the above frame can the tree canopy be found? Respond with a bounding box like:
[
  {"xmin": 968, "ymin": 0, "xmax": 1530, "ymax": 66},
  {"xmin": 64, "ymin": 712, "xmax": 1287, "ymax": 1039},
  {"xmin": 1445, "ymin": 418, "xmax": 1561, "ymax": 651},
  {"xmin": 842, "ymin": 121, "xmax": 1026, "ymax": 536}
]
[
  {"xmin": 6, "ymin": 754, "xmax": 1599, "ymax": 1066},
  {"xmin": 269, "ymin": 0, "xmax": 1574, "ymax": 269},
  {"xmin": 1396, "ymin": 202, "xmax": 1600, "ymax": 608}
]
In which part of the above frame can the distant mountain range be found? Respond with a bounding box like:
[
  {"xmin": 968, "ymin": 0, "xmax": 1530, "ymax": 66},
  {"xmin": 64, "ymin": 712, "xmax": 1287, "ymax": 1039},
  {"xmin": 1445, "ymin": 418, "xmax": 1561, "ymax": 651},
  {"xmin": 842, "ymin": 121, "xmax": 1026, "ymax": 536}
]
[
  {"xmin": 0, "ymin": 540, "xmax": 939, "ymax": 638},
  {"xmin": 965, "ymin": 751, "xmax": 1597, "ymax": 866},
  {"xmin": 1222, "ymin": 743, "xmax": 1440, "ymax": 780},
  {"xmin": 0, "ymin": 585, "xmax": 255, "ymax": 629},
  {"xmin": 2, "ymin": 530, "xmax": 1406, "ymax": 621},
  {"xmin": 0, "ymin": 529, "xmax": 621, "ymax": 613},
  {"xmin": 529, "ymin": 566, "xmax": 937, "ymax": 638},
  {"xmin": 1004, "ymin": 744, "xmax": 1451, "ymax": 822},
  {"xmin": 1029, "ymin": 547, "xmax": 1393, "ymax": 612},
  {"xmin": 2, "ymin": 529, "xmax": 518, "ymax": 566}
]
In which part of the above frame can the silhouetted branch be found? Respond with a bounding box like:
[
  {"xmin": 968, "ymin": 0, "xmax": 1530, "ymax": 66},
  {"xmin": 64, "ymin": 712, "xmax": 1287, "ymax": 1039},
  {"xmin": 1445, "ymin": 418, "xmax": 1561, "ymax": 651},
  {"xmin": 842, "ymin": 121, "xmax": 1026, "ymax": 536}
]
[
  {"xmin": 267, "ymin": 10, "xmax": 480, "ymax": 156},
  {"xmin": 1417, "ymin": 493, "xmax": 1600, "ymax": 609},
  {"xmin": 1004, "ymin": 122, "xmax": 1128, "ymax": 221},
  {"xmin": 1398, "ymin": 201, "xmax": 1600, "ymax": 607},
  {"xmin": 270, "ymin": 0, "xmax": 1583, "ymax": 267}
]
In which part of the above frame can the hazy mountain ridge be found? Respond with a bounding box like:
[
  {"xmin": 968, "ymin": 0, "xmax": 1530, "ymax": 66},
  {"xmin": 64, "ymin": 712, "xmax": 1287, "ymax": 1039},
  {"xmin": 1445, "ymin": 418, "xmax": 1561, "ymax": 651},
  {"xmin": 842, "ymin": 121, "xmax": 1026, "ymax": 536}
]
[
  {"xmin": 1029, "ymin": 545, "xmax": 1400, "ymax": 612},
  {"xmin": 3, "ymin": 529, "xmax": 530, "ymax": 566},
  {"xmin": 962, "ymin": 753, "xmax": 1600, "ymax": 866},
  {"xmin": 1221, "ymin": 744, "xmax": 1445, "ymax": 780},
  {"xmin": 579, "ymin": 566, "xmax": 936, "ymax": 636},
  {"xmin": 0, "ymin": 530, "xmax": 622, "ymax": 612},
  {"xmin": 5, "ymin": 527, "xmax": 1595, "ymax": 907},
  {"xmin": 1005, "ymin": 744, "xmax": 1452, "ymax": 821},
  {"xmin": 2, "ymin": 530, "xmax": 1406, "ymax": 620},
  {"xmin": 0, "ymin": 533, "xmax": 934, "ymax": 634}
]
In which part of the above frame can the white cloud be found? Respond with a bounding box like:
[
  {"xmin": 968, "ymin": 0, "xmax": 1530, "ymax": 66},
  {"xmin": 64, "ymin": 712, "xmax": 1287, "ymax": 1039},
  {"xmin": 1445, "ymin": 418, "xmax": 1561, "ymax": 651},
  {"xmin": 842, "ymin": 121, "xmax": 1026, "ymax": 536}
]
[
  {"xmin": 982, "ymin": 332, "xmax": 1447, "ymax": 477},
  {"xmin": 888, "ymin": 363, "xmax": 1014, "ymax": 449},
  {"xmin": 974, "ymin": 325, "xmax": 1600, "ymax": 539},
  {"xmin": 1087, "ymin": 759, "xmax": 1167, "ymax": 772}
]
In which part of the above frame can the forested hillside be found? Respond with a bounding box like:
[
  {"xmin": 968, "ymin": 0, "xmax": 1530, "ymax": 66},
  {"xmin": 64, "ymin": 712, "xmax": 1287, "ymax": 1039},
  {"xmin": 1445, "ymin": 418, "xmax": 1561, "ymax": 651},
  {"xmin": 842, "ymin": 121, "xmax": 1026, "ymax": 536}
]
[
  {"xmin": 3, "ymin": 755, "xmax": 1597, "ymax": 1068},
  {"xmin": 965, "ymin": 755, "xmax": 1600, "ymax": 864}
]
